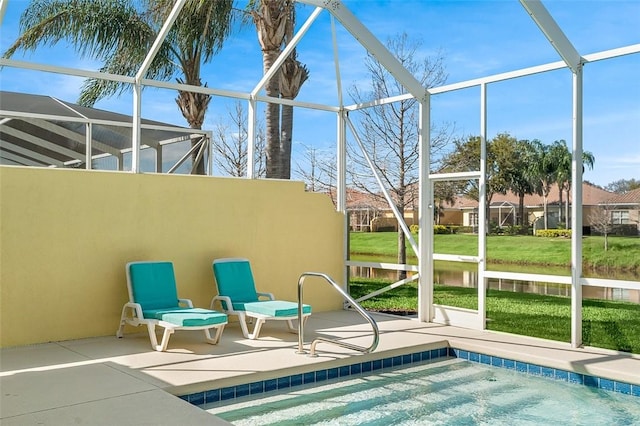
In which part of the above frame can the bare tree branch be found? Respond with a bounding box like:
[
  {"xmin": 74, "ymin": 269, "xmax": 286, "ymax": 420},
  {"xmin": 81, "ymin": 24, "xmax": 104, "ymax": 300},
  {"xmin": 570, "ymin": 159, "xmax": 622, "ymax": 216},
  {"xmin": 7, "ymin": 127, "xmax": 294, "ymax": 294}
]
[{"xmin": 211, "ymin": 101, "xmax": 266, "ymax": 177}]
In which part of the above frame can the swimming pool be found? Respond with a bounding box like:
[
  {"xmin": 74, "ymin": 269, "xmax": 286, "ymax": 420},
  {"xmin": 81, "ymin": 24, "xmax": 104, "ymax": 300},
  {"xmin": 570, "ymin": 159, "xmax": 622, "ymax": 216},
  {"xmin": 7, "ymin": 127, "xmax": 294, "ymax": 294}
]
[{"xmin": 203, "ymin": 357, "xmax": 640, "ymax": 425}]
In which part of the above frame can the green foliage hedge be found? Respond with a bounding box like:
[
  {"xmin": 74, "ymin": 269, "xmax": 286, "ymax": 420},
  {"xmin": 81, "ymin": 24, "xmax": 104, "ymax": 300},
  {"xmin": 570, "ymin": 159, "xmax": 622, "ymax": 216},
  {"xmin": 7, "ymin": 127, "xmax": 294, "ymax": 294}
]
[
  {"xmin": 434, "ymin": 225, "xmax": 448, "ymax": 234},
  {"xmin": 457, "ymin": 226, "xmax": 475, "ymax": 234},
  {"xmin": 409, "ymin": 225, "xmax": 460, "ymax": 234},
  {"xmin": 535, "ymin": 229, "xmax": 572, "ymax": 238}
]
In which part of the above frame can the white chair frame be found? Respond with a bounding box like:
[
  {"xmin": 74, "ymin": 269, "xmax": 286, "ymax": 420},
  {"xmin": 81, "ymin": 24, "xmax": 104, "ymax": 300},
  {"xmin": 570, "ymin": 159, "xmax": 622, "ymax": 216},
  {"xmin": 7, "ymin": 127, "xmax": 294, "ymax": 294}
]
[
  {"xmin": 211, "ymin": 293, "xmax": 310, "ymax": 340},
  {"xmin": 117, "ymin": 261, "xmax": 226, "ymax": 351},
  {"xmin": 117, "ymin": 298, "xmax": 225, "ymax": 351}
]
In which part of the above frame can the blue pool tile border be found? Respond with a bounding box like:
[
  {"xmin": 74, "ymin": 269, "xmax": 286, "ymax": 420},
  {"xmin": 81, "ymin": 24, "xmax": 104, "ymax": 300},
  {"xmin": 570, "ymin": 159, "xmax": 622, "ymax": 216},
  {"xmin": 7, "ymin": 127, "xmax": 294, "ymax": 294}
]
[
  {"xmin": 181, "ymin": 347, "xmax": 639, "ymax": 405},
  {"xmin": 450, "ymin": 348, "xmax": 638, "ymax": 397}
]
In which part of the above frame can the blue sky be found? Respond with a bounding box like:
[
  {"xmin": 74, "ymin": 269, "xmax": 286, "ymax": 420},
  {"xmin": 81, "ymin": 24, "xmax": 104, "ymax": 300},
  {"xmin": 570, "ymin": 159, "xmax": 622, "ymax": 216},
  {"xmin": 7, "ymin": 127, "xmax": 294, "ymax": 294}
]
[{"xmin": 1, "ymin": 0, "xmax": 639, "ymax": 187}]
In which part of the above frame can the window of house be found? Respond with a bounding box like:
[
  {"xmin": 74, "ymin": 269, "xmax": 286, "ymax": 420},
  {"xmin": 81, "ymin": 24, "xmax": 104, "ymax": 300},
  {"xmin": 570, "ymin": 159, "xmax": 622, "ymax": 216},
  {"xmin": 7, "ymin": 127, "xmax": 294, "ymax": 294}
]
[
  {"xmin": 469, "ymin": 212, "xmax": 479, "ymax": 226},
  {"xmin": 611, "ymin": 210, "xmax": 629, "ymax": 224}
]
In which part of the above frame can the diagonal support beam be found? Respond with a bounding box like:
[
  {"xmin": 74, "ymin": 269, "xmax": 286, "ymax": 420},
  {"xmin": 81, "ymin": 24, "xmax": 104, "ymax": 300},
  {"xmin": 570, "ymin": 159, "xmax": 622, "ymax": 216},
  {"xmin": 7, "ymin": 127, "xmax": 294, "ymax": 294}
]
[
  {"xmin": 0, "ymin": 140, "xmax": 65, "ymax": 167},
  {"xmin": 1, "ymin": 125, "xmax": 85, "ymax": 161},
  {"xmin": 520, "ymin": 0, "xmax": 582, "ymax": 73},
  {"xmin": 22, "ymin": 118, "xmax": 123, "ymax": 158},
  {"xmin": 132, "ymin": 0, "xmax": 187, "ymax": 173},
  {"xmin": 1, "ymin": 150, "xmax": 45, "ymax": 166},
  {"xmin": 0, "ymin": 0, "xmax": 8, "ymax": 25},
  {"xmin": 345, "ymin": 115, "xmax": 419, "ymax": 257},
  {"xmin": 298, "ymin": 0, "xmax": 427, "ymax": 100},
  {"xmin": 251, "ymin": 6, "xmax": 323, "ymax": 97}
]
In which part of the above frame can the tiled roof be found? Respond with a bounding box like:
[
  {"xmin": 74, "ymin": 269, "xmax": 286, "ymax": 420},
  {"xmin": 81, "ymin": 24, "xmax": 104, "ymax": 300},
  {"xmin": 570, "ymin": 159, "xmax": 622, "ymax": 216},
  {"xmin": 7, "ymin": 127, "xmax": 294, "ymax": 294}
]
[
  {"xmin": 452, "ymin": 182, "xmax": 615, "ymax": 209},
  {"xmin": 344, "ymin": 182, "xmax": 623, "ymax": 211},
  {"xmin": 496, "ymin": 182, "xmax": 611, "ymax": 206},
  {"xmin": 605, "ymin": 187, "xmax": 640, "ymax": 204},
  {"xmin": 326, "ymin": 188, "xmax": 391, "ymax": 209},
  {"xmin": 346, "ymin": 190, "xmax": 390, "ymax": 209}
]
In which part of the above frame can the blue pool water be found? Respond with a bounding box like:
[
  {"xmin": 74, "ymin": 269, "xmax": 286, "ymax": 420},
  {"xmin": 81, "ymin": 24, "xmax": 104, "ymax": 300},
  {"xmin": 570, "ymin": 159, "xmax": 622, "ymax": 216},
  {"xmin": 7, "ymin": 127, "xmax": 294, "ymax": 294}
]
[{"xmin": 204, "ymin": 358, "xmax": 640, "ymax": 425}]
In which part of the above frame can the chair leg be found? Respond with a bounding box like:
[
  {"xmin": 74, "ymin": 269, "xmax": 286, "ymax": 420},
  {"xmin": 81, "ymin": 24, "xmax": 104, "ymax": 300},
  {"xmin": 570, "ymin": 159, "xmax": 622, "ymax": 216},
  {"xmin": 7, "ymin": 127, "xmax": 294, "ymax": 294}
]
[
  {"xmin": 204, "ymin": 325, "xmax": 225, "ymax": 345},
  {"xmin": 286, "ymin": 315, "xmax": 309, "ymax": 333},
  {"xmin": 116, "ymin": 305, "xmax": 129, "ymax": 338},
  {"xmin": 156, "ymin": 327, "xmax": 175, "ymax": 352},
  {"xmin": 237, "ymin": 313, "xmax": 251, "ymax": 339},
  {"xmin": 247, "ymin": 318, "xmax": 266, "ymax": 340},
  {"xmin": 145, "ymin": 322, "xmax": 164, "ymax": 351},
  {"xmin": 238, "ymin": 313, "xmax": 264, "ymax": 339}
]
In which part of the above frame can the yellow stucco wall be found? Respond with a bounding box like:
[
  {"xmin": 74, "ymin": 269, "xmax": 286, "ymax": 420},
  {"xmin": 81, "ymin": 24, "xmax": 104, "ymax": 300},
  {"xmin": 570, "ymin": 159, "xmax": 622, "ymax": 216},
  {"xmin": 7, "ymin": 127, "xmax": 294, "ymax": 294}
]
[{"xmin": 0, "ymin": 166, "xmax": 345, "ymax": 347}]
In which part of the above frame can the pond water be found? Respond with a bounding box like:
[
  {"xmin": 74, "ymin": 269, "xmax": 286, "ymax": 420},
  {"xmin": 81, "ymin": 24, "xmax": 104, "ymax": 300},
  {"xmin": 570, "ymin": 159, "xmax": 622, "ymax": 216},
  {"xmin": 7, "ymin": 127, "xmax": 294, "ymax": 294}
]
[{"xmin": 350, "ymin": 256, "xmax": 640, "ymax": 304}]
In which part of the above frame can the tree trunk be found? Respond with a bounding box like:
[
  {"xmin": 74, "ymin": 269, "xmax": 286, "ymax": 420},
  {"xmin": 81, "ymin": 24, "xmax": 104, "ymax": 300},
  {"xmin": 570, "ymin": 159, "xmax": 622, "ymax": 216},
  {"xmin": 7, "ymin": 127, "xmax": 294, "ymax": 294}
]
[
  {"xmin": 565, "ymin": 188, "xmax": 570, "ymax": 229},
  {"xmin": 175, "ymin": 78, "xmax": 211, "ymax": 175},
  {"xmin": 263, "ymin": 49, "xmax": 282, "ymax": 178},
  {"xmin": 279, "ymin": 55, "xmax": 308, "ymax": 180},
  {"xmin": 252, "ymin": 0, "xmax": 289, "ymax": 179},
  {"xmin": 486, "ymin": 202, "xmax": 492, "ymax": 234},
  {"xmin": 518, "ymin": 193, "xmax": 525, "ymax": 228},
  {"xmin": 397, "ymin": 225, "xmax": 407, "ymax": 281},
  {"xmin": 543, "ymin": 195, "xmax": 548, "ymax": 230},
  {"xmin": 278, "ymin": 4, "xmax": 306, "ymax": 180},
  {"xmin": 558, "ymin": 187, "xmax": 564, "ymax": 226},
  {"xmin": 280, "ymin": 104, "xmax": 293, "ymax": 178}
]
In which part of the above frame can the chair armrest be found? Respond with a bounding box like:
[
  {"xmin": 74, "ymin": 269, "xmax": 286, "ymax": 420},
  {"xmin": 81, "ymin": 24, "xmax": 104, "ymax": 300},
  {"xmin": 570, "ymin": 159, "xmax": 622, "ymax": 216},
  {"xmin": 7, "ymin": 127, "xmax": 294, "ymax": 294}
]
[
  {"xmin": 211, "ymin": 295, "xmax": 233, "ymax": 311},
  {"xmin": 124, "ymin": 302, "xmax": 144, "ymax": 319},
  {"xmin": 178, "ymin": 298, "xmax": 194, "ymax": 308},
  {"xmin": 257, "ymin": 292, "xmax": 275, "ymax": 300}
]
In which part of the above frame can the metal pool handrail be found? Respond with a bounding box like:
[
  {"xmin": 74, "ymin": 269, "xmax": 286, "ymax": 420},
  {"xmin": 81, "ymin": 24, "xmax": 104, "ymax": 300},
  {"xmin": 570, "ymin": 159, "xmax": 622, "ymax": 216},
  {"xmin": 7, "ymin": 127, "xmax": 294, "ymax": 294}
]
[{"xmin": 296, "ymin": 272, "xmax": 379, "ymax": 357}]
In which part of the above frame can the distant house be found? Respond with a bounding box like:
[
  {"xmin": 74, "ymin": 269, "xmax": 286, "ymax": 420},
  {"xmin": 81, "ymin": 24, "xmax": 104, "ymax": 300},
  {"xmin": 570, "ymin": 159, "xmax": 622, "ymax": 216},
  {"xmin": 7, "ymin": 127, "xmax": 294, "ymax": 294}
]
[
  {"xmin": 322, "ymin": 188, "xmax": 393, "ymax": 231},
  {"xmin": 342, "ymin": 188, "xmax": 417, "ymax": 232},
  {"xmin": 446, "ymin": 181, "xmax": 615, "ymax": 232},
  {"xmin": 598, "ymin": 187, "xmax": 640, "ymax": 235},
  {"xmin": 346, "ymin": 182, "xmax": 639, "ymax": 235},
  {"xmin": 343, "ymin": 189, "xmax": 386, "ymax": 232}
]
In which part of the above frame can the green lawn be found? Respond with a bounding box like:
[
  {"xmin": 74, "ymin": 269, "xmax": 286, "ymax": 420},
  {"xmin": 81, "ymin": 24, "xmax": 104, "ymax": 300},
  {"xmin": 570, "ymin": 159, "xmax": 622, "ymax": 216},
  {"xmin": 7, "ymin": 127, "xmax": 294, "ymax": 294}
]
[
  {"xmin": 349, "ymin": 232, "xmax": 640, "ymax": 271},
  {"xmin": 350, "ymin": 278, "xmax": 640, "ymax": 354},
  {"xmin": 348, "ymin": 232, "xmax": 640, "ymax": 353}
]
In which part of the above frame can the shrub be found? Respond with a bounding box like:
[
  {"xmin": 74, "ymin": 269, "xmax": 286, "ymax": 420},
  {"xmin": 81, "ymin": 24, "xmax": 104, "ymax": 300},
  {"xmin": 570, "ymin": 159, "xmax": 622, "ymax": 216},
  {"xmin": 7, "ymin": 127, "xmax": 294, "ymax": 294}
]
[
  {"xmin": 535, "ymin": 229, "xmax": 572, "ymax": 238},
  {"xmin": 519, "ymin": 225, "xmax": 531, "ymax": 235},
  {"xmin": 434, "ymin": 225, "xmax": 448, "ymax": 234},
  {"xmin": 376, "ymin": 226, "xmax": 396, "ymax": 232},
  {"xmin": 613, "ymin": 224, "xmax": 638, "ymax": 236},
  {"xmin": 457, "ymin": 226, "xmax": 476, "ymax": 234},
  {"xmin": 447, "ymin": 225, "xmax": 460, "ymax": 234},
  {"xmin": 505, "ymin": 225, "xmax": 522, "ymax": 236},
  {"xmin": 489, "ymin": 221, "xmax": 499, "ymax": 235},
  {"xmin": 409, "ymin": 225, "xmax": 459, "ymax": 234}
]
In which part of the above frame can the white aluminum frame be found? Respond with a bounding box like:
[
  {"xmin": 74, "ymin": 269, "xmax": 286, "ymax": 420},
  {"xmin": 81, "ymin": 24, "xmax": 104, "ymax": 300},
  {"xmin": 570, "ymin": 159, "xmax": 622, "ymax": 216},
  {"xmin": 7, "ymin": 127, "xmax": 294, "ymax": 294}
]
[{"xmin": 1, "ymin": 0, "xmax": 638, "ymax": 349}]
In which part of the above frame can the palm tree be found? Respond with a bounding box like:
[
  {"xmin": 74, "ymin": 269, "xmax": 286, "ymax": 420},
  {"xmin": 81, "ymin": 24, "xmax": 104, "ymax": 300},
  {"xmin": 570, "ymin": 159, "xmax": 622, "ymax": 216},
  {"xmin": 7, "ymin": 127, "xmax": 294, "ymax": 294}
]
[
  {"xmin": 526, "ymin": 140, "xmax": 557, "ymax": 230},
  {"xmin": 552, "ymin": 141, "xmax": 595, "ymax": 228},
  {"xmin": 3, "ymin": 0, "xmax": 235, "ymax": 175},
  {"xmin": 279, "ymin": 4, "xmax": 309, "ymax": 179},
  {"xmin": 509, "ymin": 139, "xmax": 537, "ymax": 229},
  {"xmin": 550, "ymin": 140, "xmax": 572, "ymax": 227},
  {"xmin": 251, "ymin": 0, "xmax": 289, "ymax": 179},
  {"xmin": 251, "ymin": 0, "xmax": 307, "ymax": 179},
  {"xmin": 280, "ymin": 50, "xmax": 309, "ymax": 177}
]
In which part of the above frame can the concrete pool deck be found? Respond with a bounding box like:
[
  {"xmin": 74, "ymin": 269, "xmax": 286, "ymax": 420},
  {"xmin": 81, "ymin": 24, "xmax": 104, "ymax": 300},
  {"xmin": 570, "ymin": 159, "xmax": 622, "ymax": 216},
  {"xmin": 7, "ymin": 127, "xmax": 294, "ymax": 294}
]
[{"xmin": 1, "ymin": 310, "xmax": 639, "ymax": 425}]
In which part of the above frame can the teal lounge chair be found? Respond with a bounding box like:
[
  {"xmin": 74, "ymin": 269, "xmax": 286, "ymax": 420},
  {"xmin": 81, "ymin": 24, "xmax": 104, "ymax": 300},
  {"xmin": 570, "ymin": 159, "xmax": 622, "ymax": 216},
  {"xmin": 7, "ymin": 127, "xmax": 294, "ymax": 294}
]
[
  {"xmin": 117, "ymin": 261, "xmax": 227, "ymax": 351},
  {"xmin": 210, "ymin": 258, "xmax": 311, "ymax": 340}
]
